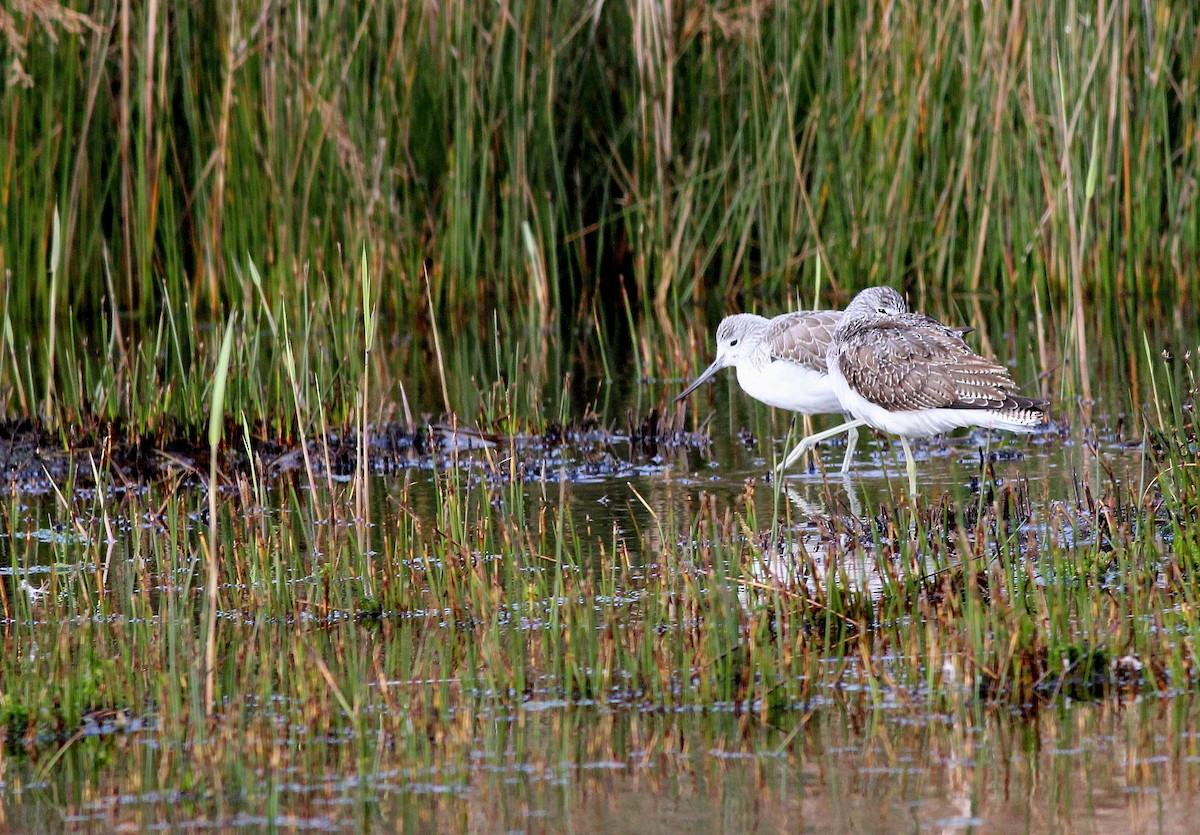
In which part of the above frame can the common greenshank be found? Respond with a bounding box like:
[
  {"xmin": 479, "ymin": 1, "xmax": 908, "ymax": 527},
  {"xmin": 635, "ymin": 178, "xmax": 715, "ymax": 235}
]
[
  {"xmin": 675, "ymin": 310, "xmax": 865, "ymax": 473},
  {"xmin": 806, "ymin": 286, "xmax": 1047, "ymax": 493}
]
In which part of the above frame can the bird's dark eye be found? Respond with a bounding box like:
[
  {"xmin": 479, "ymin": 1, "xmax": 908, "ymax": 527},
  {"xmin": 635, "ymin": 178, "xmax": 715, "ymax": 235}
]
[
  {"xmin": 729, "ymin": 339, "xmax": 739, "ymax": 347},
  {"xmin": 876, "ymin": 307, "xmax": 887, "ymax": 314}
]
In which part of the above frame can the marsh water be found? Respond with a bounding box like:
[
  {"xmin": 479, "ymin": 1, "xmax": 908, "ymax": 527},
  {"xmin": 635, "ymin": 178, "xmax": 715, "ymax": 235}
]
[
  {"xmin": 9, "ymin": 700, "xmax": 1200, "ymax": 833},
  {"xmin": 1, "ymin": 302, "xmax": 1197, "ymax": 833}
]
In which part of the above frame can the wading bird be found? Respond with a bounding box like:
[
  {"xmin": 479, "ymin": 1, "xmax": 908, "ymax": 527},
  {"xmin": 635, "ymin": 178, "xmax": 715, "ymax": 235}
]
[
  {"xmin": 675, "ymin": 309, "xmax": 864, "ymax": 474},
  {"xmin": 785, "ymin": 286, "xmax": 1047, "ymax": 493}
]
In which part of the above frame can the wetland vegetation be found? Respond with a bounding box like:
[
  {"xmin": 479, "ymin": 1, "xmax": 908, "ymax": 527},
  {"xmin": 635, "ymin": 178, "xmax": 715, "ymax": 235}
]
[{"xmin": 1, "ymin": 0, "xmax": 1199, "ymax": 830}]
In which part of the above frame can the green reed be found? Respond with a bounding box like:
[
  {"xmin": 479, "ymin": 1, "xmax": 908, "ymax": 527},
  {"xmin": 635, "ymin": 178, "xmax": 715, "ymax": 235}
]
[
  {"xmin": 0, "ymin": 345, "xmax": 1196, "ymax": 819},
  {"xmin": 2, "ymin": 1, "xmax": 1197, "ymax": 435},
  {"xmin": 1, "ymin": 2, "xmax": 1200, "ymax": 823}
]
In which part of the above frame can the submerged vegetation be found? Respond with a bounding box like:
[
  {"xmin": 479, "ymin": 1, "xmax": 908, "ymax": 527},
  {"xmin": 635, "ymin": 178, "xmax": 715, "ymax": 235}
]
[
  {"xmin": 1, "ymin": 351, "xmax": 1199, "ymax": 825},
  {"xmin": 0, "ymin": 0, "xmax": 1199, "ymax": 829}
]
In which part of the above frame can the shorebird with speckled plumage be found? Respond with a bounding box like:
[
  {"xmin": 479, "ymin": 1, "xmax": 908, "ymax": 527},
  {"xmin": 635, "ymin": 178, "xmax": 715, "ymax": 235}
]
[
  {"xmin": 675, "ymin": 309, "xmax": 865, "ymax": 474},
  {"xmin": 787, "ymin": 286, "xmax": 1048, "ymax": 493}
]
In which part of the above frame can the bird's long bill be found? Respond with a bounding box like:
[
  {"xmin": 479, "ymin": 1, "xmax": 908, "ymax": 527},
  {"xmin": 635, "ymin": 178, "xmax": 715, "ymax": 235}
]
[{"xmin": 675, "ymin": 358, "xmax": 725, "ymax": 402}]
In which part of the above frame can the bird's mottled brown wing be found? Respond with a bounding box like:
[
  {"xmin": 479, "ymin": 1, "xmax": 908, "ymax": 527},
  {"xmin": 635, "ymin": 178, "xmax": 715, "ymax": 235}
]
[
  {"xmin": 763, "ymin": 311, "xmax": 842, "ymax": 373},
  {"xmin": 838, "ymin": 318, "xmax": 1022, "ymax": 411}
]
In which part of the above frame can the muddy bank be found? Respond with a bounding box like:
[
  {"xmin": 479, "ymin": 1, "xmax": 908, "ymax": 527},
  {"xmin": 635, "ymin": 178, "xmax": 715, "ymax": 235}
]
[{"xmin": 0, "ymin": 410, "xmax": 710, "ymax": 494}]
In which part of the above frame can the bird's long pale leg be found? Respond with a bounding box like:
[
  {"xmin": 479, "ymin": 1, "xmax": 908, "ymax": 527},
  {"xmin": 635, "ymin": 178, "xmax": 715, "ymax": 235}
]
[
  {"xmin": 838, "ymin": 424, "xmax": 861, "ymax": 474},
  {"xmin": 900, "ymin": 436, "xmax": 917, "ymax": 495},
  {"xmin": 777, "ymin": 418, "xmax": 867, "ymax": 475}
]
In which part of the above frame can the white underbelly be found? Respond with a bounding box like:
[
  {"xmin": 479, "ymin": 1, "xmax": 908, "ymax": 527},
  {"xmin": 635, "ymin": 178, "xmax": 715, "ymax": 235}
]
[{"xmin": 736, "ymin": 361, "xmax": 843, "ymax": 414}]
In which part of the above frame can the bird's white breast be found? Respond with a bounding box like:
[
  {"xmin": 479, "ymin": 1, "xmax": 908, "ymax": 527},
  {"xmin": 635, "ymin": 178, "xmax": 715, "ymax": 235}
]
[{"xmin": 735, "ymin": 359, "xmax": 843, "ymax": 414}]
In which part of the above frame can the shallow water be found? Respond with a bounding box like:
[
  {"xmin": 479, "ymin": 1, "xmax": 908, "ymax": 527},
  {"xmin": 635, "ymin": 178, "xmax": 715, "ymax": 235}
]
[
  {"xmin": 1, "ymin": 303, "xmax": 1197, "ymax": 832},
  {"xmin": 6, "ymin": 696, "xmax": 1200, "ymax": 832}
]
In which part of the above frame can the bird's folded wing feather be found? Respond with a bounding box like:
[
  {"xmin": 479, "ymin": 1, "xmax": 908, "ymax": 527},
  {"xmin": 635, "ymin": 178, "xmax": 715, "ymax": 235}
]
[
  {"xmin": 838, "ymin": 321, "xmax": 1020, "ymax": 411},
  {"xmin": 763, "ymin": 311, "xmax": 841, "ymax": 372}
]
